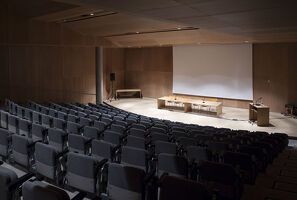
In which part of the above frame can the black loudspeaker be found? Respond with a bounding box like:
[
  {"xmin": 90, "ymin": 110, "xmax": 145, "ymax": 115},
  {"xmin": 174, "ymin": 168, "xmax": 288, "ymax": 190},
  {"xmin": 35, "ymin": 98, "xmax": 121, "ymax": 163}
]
[{"xmin": 110, "ymin": 73, "xmax": 115, "ymax": 81}]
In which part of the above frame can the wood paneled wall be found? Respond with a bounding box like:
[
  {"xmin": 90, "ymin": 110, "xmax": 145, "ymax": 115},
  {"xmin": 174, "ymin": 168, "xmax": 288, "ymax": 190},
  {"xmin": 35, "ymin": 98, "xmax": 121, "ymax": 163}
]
[
  {"xmin": 103, "ymin": 48, "xmax": 126, "ymax": 100},
  {"xmin": 253, "ymin": 43, "xmax": 297, "ymax": 112},
  {"xmin": 104, "ymin": 44, "xmax": 297, "ymax": 112},
  {"xmin": 0, "ymin": 7, "xmax": 96, "ymax": 104},
  {"xmin": 125, "ymin": 47, "xmax": 173, "ymax": 98}
]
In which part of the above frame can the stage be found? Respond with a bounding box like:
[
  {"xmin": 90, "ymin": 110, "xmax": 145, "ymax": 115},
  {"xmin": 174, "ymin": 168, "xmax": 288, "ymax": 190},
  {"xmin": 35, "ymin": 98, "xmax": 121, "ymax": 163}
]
[{"xmin": 107, "ymin": 97, "xmax": 297, "ymax": 138}]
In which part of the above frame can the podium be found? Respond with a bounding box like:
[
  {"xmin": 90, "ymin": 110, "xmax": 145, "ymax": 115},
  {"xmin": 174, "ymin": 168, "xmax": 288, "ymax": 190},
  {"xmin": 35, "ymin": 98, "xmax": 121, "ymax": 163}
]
[{"xmin": 249, "ymin": 103, "xmax": 270, "ymax": 126}]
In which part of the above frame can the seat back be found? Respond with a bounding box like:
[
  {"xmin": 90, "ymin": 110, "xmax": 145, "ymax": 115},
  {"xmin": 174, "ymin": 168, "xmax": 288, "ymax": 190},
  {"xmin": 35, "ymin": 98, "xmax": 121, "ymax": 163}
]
[
  {"xmin": 32, "ymin": 124, "xmax": 47, "ymax": 142},
  {"xmin": 19, "ymin": 119, "xmax": 32, "ymax": 137},
  {"xmin": 121, "ymin": 146, "xmax": 147, "ymax": 172},
  {"xmin": 84, "ymin": 126, "xmax": 101, "ymax": 139},
  {"xmin": 0, "ymin": 129, "xmax": 11, "ymax": 157},
  {"xmin": 130, "ymin": 128, "xmax": 147, "ymax": 138},
  {"xmin": 8, "ymin": 115, "xmax": 18, "ymax": 134},
  {"xmin": 0, "ymin": 166, "xmax": 18, "ymax": 200},
  {"xmin": 157, "ymin": 153, "xmax": 188, "ymax": 178},
  {"xmin": 103, "ymin": 131, "xmax": 121, "ymax": 145},
  {"xmin": 66, "ymin": 121, "xmax": 82, "ymax": 134},
  {"xmin": 53, "ymin": 118, "xmax": 66, "ymax": 131},
  {"xmin": 186, "ymin": 146, "xmax": 210, "ymax": 163},
  {"xmin": 107, "ymin": 163, "xmax": 145, "ymax": 200},
  {"xmin": 66, "ymin": 152, "xmax": 100, "ymax": 194},
  {"xmin": 91, "ymin": 140, "xmax": 115, "ymax": 161},
  {"xmin": 68, "ymin": 134, "xmax": 90, "ymax": 154},
  {"xmin": 155, "ymin": 141, "xmax": 177, "ymax": 155},
  {"xmin": 48, "ymin": 128, "xmax": 68, "ymax": 152},
  {"xmin": 35, "ymin": 142, "xmax": 58, "ymax": 180},
  {"xmin": 1, "ymin": 111, "xmax": 9, "ymax": 129},
  {"xmin": 126, "ymin": 135, "xmax": 146, "ymax": 150},
  {"xmin": 79, "ymin": 117, "xmax": 92, "ymax": 126},
  {"xmin": 12, "ymin": 134, "xmax": 33, "ymax": 168},
  {"xmin": 158, "ymin": 175, "xmax": 211, "ymax": 200},
  {"xmin": 94, "ymin": 121, "xmax": 107, "ymax": 132},
  {"xmin": 22, "ymin": 180, "xmax": 70, "ymax": 200}
]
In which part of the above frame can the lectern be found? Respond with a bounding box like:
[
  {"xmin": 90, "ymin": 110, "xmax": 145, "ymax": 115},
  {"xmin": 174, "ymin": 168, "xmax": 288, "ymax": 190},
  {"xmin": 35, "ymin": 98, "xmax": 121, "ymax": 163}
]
[{"xmin": 249, "ymin": 103, "xmax": 270, "ymax": 126}]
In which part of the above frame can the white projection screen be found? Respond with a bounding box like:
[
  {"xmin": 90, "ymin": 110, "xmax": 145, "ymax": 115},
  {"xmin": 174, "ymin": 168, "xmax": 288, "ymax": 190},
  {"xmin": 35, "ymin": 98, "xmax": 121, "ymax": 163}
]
[{"xmin": 173, "ymin": 44, "xmax": 253, "ymax": 100}]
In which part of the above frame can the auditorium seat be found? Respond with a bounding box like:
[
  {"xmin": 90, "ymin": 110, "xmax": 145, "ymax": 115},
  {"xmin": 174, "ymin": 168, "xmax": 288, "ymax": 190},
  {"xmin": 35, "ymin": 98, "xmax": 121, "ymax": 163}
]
[
  {"xmin": 157, "ymin": 174, "xmax": 212, "ymax": 200},
  {"xmin": 101, "ymin": 117, "xmax": 113, "ymax": 125},
  {"xmin": 94, "ymin": 121, "xmax": 108, "ymax": 132},
  {"xmin": 79, "ymin": 117, "xmax": 92, "ymax": 126},
  {"xmin": 0, "ymin": 129, "xmax": 11, "ymax": 160},
  {"xmin": 65, "ymin": 152, "xmax": 107, "ymax": 196},
  {"xmin": 48, "ymin": 128, "xmax": 68, "ymax": 152},
  {"xmin": 154, "ymin": 141, "xmax": 177, "ymax": 155},
  {"xmin": 198, "ymin": 160, "xmax": 242, "ymax": 200},
  {"xmin": 126, "ymin": 135, "xmax": 146, "ymax": 150},
  {"xmin": 68, "ymin": 134, "xmax": 91, "ymax": 154},
  {"xmin": 186, "ymin": 146, "xmax": 210, "ymax": 164},
  {"xmin": 131, "ymin": 123, "xmax": 146, "ymax": 131},
  {"xmin": 177, "ymin": 137, "xmax": 197, "ymax": 148},
  {"xmin": 151, "ymin": 127, "xmax": 166, "ymax": 134},
  {"xmin": 103, "ymin": 130, "xmax": 122, "ymax": 145},
  {"xmin": 32, "ymin": 123, "xmax": 47, "ymax": 142},
  {"xmin": 104, "ymin": 163, "xmax": 147, "ymax": 200},
  {"xmin": 57, "ymin": 111, "xmax": 67, "ymax": 121},
  {"xmin": 67, "ymin": 114, "xmax": 79, "ymax": 123},
  {"xmin": 130, "ymin": 128, "xmax": 147, "ymax": 138},
  {"xmin": 1, "ymin": 110, "xmax": 9, "ymax": 129},
  {"xmin": 18, "ymin": 118, "xmax": 32, "ymax": 137},
  {"xmin": 35, "ymin": 142, "xmax": 64, "ymax": 184},
  {"xmin": 53, "ymin": 118, "xmax": 66, "ymax": 131},
  {"xmin": 69, "ymin": 109, "xmax": 78, "ymax": 116},
  {"xmin": 91, "ymin": 139, "xmax": 117, "ymax": 161},
  {"xmin": 66, "ymin": 121, "xmax": 82, "ymax": 135},
  {"xmin": 114, "ymin": 120, "xmax": 128, "ymax": 128},
  {"xmin": 32, "ymin": 111, "xmax": 42, "ymax": 124},
  {"xmin": 151, "ymin": 133, "xmax": 169, "ymax": 143},
  {"xmin": 0, "ymin": 165, "xmax": 18, "ymax": 200},
  {"xmin": 8, "ymin": 115, "xmax": 18, "ymax": 134},
  {"xmin": 110, "ymin": 124, "xmax": 126, "ymax": 134},
  {"xmin": 11, "ymin": 134, "xmax": 34, "ymax": 170},
  {"xmin": 24, "ymin": 108, "xmax": 33, "ymax": 121},
  {"xmin": 157, "ymin": 153, "xmax": 188, "ymax": 178},
  {"xmin": 89, "ymin": 114, "xmax": 100, "ymax": 121},
  {"xmin": 84, "ymin": 126, "xmax": 101, "ymax": 140},
  {"xmin": 16, "ymin": 106, "xmax": 24, "ymax": 118},
  {"xmin": 48, "ymin": 109, "xmax": 58, "ymax": 118},
  {"xmin": 121, "ymin": 146, "xmax": 148, "ymax": 172}
]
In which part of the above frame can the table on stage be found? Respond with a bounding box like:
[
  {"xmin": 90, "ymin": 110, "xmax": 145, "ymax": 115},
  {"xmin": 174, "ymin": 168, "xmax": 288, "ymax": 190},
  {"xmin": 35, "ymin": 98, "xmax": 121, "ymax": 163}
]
[
  {"xmin": 157, "ymin": 96, "xmax": 223, "ymax": 116},
  {"xmin": 249, "ymin": 103, "xmax": 270, "ymax": 126},
  {"xmin": 116, "ymin": 89, "xmax": 142, "ymax": 99}
]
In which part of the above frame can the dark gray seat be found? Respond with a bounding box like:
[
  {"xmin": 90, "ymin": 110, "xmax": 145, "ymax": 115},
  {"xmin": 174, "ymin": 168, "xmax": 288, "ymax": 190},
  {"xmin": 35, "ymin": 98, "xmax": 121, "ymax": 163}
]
[
  {"xmin": 0, "ymin": 129, "xmax": 11, "ymax": 159},
  {"xmin": 89, "ymin": 114, "xmax": 100, "ymax": 121},
  {"xmin": 8, "ymin": 115, "xmax": 18, "ymax": 134},
  {"xmin": 158, "ymin": 175, "xmax": 212, "ymax": 200},
  {"xmin": 78, "ymin": 112, "xmax": 88, "ymax": 118},
  {"xmin": 157, "ymin": 153, "xmax": 188, "ymax": 178},
  {"xmin": 53, "ymin": 118, "xmax": 66, "ymax": 131},
  {"xmin": 41, "ymin": 115, "xmax": 53, "ymax": 128},
  {"xmin": 79, "ymin": 117, "xmax": 92, "ymax": 126},
  {"xmin": 48, "ymin": 128, "xmax": 68, "ymax": 152},
  {"xmin": 24, "ymin": 109, "xmax": 33, "ymax": 121},
  {"xmin": 49, "ymin": 109, "xmax": 58, "ymax": 118},
  {"xmin": 67, "ymin": 114, "xmax": 79, "ymax": 123},
  {"xmin": 101, "ymin": 117, "xmax": 112, "ymax": 125},
  {"xmin": 0, "ymin": 165, "xmax": 18, "ymax": 200},
  {"xmin": 106, "ymin": 163, "xmax": 146, "ymax": 200},
  {"xmin": 0, "ymin": 110, "xmax": 9, "ymax": 129},
  {"xmin": 103, "ymin": 131, "xmax": 122, "ymax": 145},
  {"xmin": 121, "ymin": 146, "xmax": 148, "ymax": 172},
  {"xmin": 91, "ymin": 139, "xmax": 115, "ymax": 161},
  {"xmin": 68, "ymin": 134, "xmax": 91, "ymax": 154},
  {"xmin": 57, "ymin": 111, "xmax": 67, "ymax": 121},
  {"xmin": 155, "ymin": 141, "xmax": 177, "ymax": 155},
  {"xmin": 32, "ymin": 124, "xmax": 47, "ymax": 142},
  {"xmin": 114, "ymin": 120, "xmax": 128, "ymax": 128},
  {"xmin": 94, "ymin": 121, "xmax": 107, "ymax": 132},
  {"xmin": 40, "ymin": 107, "xmax": 49, "ymax": 115},
  {"xmin": 32, "ymin": 111, "xmax": 42, "ymax": 124},
  {"xmin": 65, "ymin": 152, "xmax": 107, "ymax": 195},
  {"xmin": 16, "ymin": 106, "xmax": 24, "ymax": 118},
  {"xmin": 186, "ymin": 146, "xmax": 210, "ymax": 163},
  {"xmin": 66, "ymin": 121, "xmax": 82, "ymax": 134},
  {"xmin": 35, "ymin": 142, "xmax": 62, "ymax": 182},
  {"xmin": 151, "ymin": 133, "xmax": 169, "ymax": 143},
  {"xmin": 131, "ymin": 124, "xmax": 146, "ymax": 131},
  {"xmin": 130, "ymin": 128, "xmax": 147, "ymax": 139},
  {"xmin": 110, "ymin": 124, "xmax": 126, "ymax": 134},
  {"xmin": 12, "ymin": 134, "xmax": 34, "ymax": 169},
  {"xmin": 126, "ymin": 135, "xmax": 146, "ymax": 150},
  {"xmin": 69, "ymin": 109, "xmax": 78, "ymax": 116},
  {"xmin": 84, "ymin": 126, "xmax": 101, "ymax": 140},
  {"xmin": 178, "ymin": 137, "xmax": 197, "ymax": 148},
  {"xmin": 22, "ymin": 180, "xmax": 71, "ymax": 200},
  {"xmin": 19, "ymin": 118, "xmax": 32, "ymax": 137}
]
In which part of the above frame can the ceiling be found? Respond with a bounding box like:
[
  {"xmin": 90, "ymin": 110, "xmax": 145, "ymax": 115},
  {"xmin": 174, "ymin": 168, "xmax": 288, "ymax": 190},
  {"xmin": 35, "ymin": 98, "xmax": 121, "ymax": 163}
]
[{"xmin": 7, "ymin": 0, "xmax": 297, "ymax": 47}]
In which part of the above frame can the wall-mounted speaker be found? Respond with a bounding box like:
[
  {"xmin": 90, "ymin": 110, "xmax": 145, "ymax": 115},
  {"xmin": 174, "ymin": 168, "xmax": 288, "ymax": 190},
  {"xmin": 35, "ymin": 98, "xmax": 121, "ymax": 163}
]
[{"xmin": 110, "ymin": 73, "xmax": 115, "ymax": 81}]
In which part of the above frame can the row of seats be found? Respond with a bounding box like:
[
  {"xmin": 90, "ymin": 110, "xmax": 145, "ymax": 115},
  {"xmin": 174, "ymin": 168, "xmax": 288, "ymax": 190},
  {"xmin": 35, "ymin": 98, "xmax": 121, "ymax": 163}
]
[{"xmin": 0, "ymin": 99, "xmax": 289, "ymax": 200}]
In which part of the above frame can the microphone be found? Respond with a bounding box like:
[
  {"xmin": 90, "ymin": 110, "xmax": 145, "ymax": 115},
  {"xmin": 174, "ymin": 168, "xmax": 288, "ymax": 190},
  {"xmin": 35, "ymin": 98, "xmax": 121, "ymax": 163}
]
[{"xmin": 256, "ymin": 97, "xmax": 263, "ymax": 105}]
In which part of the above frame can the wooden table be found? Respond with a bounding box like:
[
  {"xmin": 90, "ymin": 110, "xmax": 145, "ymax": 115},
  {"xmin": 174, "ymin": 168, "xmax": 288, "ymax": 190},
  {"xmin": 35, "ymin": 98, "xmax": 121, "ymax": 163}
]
[
  {"xmin": 116, "ymin": 89, "xmax": 142, "ymax": 99},
  {"xmin": 157, "ymin": 96, "xmax": 223, "ymax": 116},
  {"xmin": 249, "ymin": 103, "xmax": 269, "ymax": 126}
]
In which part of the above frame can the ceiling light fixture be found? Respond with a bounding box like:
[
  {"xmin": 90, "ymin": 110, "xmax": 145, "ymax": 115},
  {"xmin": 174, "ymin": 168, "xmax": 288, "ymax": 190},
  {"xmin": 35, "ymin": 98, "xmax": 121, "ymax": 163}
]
[
  {"xmin": 136, "ymin": 32, "xmax": 139, "ymax": 34},
  {"xmin": 90, "ymin": 13, "xmax": 94, "ymax": 16},
  {"xmin": 177, "ymin": 27, "xmax": 181, "ymax": 30},
  {"xmin": 244, "ymin": 40, "xmax": 249, "ymax": 43}
]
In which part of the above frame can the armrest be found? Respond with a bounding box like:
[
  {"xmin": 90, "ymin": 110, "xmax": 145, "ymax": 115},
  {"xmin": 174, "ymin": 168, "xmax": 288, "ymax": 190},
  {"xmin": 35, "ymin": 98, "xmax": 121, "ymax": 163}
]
[
  {"xmin": 28, "ymin": 140, "xmax": 42, "ymax": 148},
  {"xmin": 56, "ymin": 149, "xmax": 69, "ymax": 159},
  {"xmin": 112, "ymin": 144, "xmax": 121, "ymax": 155},
  {"xmin": 71, "ymin": 192, "xmax": 87, "ymax": 200},
  {"xmin": 0, "ymin": 161, "xmax": 3, "ymax": 165},
  {"xmin": 97, "ymin": 158, "xmax": 108, "ymax": 168},
  {"xmin": 8, "ymin": 172, "xmax": 34, "ymax": 192}
]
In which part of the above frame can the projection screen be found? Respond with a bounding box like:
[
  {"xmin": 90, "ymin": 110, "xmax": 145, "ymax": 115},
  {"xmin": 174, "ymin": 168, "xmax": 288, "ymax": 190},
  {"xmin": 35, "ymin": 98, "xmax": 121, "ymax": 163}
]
[{"xmin": 173, "ymin": 44, "xmax": 253, "ymax": 100}]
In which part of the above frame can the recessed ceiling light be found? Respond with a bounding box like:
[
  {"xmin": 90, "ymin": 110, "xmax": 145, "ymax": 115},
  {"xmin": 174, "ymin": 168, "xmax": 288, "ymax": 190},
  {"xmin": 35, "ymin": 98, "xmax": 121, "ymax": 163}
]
[
  {"xmin": 177, "ymin": 27, "xmax": 181, "ymax": 30},
  {"xmin": 244, "ymin": 40, "xmax": 249, "ymax": 43},
  {"xmin": 136, "ymin": 32, "xmax": 139, "ymax": 34},
  {"xmin": 90, "ymin": 13, "xmax": 94, "ymax": 16}
]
